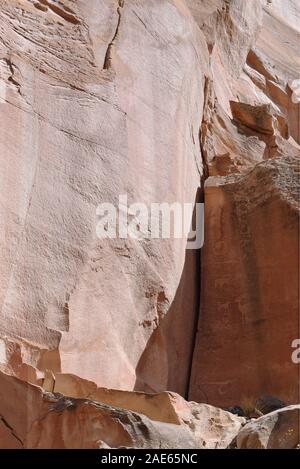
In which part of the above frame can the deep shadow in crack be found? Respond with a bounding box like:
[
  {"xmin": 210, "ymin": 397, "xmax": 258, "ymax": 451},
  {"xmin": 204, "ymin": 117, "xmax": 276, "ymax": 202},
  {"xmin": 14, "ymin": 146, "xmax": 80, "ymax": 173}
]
[{"xmin": 134, "ymin": 188, "xmax": 202, "ymax": 400}]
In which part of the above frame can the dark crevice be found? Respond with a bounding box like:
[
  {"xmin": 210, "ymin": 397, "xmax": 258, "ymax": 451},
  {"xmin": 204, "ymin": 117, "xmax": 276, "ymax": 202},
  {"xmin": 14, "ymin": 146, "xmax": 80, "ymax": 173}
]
[
  {"xmin": 184, "ymin": 189, "xmax": 202, "ymax": 401},
  {"xmin": 5, "ymin": 58, "xmax": 22, "ymax": 95},
  {"xmin": 185, "ymin": 75, "xmax": 211, "ymax": 400},
  {"xmin": 199, "ymin": 75, "xmax": 211, "ymax": 181},
  {"xmin": 0, "ymin": 416, "xmax": 24, "ymax": 447},
  {"xmin": 103, "ymin": 1, "xmax": 125, "ymax": 70}
]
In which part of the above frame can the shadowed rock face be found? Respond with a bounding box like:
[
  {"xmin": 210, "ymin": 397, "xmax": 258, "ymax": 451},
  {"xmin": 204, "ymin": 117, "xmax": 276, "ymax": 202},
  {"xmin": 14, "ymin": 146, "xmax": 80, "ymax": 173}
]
[{"xmin": 0, "ymin": 0, "xmax": 299, "ymax": 448}]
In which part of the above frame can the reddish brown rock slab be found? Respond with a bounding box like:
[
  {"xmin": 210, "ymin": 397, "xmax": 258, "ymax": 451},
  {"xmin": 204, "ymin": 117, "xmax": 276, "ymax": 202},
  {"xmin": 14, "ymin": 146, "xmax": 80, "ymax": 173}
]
[{"xmin": 189, "ymin": 155, "xmax": 300, "ymax": 407}]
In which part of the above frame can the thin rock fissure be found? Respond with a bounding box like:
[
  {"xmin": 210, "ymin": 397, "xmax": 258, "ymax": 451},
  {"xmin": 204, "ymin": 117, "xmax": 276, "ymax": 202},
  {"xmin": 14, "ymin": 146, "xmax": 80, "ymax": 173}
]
[
  {"xmin": 0, "ymin": 416, "xmax": 24, "ymax": 448},
  {"xmin": 103, "ymin": 0, "xmax": 125, "ymax": 70}
]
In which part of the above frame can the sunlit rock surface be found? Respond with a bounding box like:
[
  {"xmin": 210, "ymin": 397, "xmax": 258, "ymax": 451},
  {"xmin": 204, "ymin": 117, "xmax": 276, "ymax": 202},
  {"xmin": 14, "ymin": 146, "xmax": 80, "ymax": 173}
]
[
  {"xmin": 0, "ymin": 0, "xmax": 299, "ymax": 448},
  {"xmin": 0, "ymin": 0, "xmax": 207, "ymax": 395},
  {"xmin": 0, "ymin": 370, "xmax": 245, "ymax": 449}
]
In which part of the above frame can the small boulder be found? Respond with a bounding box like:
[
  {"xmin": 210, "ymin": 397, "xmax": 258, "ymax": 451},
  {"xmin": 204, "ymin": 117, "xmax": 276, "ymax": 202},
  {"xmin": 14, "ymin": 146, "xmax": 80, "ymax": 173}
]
[{"xmin": 237, "ymin": 405, "xmax": 300, "ymax": 449}]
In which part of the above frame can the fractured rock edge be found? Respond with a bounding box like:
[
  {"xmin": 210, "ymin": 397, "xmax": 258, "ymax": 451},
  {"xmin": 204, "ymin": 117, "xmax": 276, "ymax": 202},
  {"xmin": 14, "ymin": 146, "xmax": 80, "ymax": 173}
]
[{"xmin": 0, "ymin": 370, "xmax": 245, "ymax": 449}]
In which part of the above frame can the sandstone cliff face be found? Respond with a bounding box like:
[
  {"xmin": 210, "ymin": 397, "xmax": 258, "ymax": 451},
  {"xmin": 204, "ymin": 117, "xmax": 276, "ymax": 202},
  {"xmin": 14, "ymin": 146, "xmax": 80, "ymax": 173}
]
[
  {"xmin": 0, "ymin": 0, "xmax": 207, "ymax": 395},
  {"xmin": 190, "ymin": 155, "xmax": 299, "ymax": 406},
  {"xmin": 0, "ymin": 0, "xmax": 299, "ymax": 449},
  {"xmin": 189, "ymin": 0, "xmax": 300, "ymax": 406}
]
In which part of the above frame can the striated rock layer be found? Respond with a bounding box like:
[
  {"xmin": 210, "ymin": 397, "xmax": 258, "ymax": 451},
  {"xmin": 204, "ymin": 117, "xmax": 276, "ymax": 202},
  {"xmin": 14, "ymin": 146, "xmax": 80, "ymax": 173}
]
[{"xmin": 0, "ymin": 0, "xmax": 299, "ymax": 448}]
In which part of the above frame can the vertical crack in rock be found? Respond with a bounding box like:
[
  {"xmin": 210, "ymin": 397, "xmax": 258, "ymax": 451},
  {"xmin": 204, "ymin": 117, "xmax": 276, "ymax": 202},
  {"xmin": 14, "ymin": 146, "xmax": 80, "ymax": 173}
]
[
  {"xmin": 185, "ymin": 76, "xmax": 211, "ymax": 400},
  {"xmin": 103, "ymin": 0, "xmax": 125, "ymax": 69},
  {"xmin": 199, "ymin": 76, "xmax": 211, "ymax": 181},
  {"xmin": 0, "ymin": 416, "xmax": 24, "ymax": 447},
  {"xmin": 184, "ymin": 208, "xmax": 201, "ymax": 401}
]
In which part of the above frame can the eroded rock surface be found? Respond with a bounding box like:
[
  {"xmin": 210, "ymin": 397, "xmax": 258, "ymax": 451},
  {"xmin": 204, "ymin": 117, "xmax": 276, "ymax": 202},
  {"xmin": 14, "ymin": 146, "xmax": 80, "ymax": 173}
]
[
  {"xmin": 0, "ymin": 370, "xmax": 245, "ymax": 449},
  {"xmin": 236, "ymin": 405, "xmax": 300, "ymax": 449}
]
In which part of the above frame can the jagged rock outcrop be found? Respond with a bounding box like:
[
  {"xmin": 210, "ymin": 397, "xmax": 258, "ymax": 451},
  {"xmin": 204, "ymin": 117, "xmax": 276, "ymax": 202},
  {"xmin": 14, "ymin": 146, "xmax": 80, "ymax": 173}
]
[
  {"xmin": 0, "ymin": 370, "xmax": 245, "ymax": 449},
  {"xmin": 0, "ymin": 0, "xmax": 299, "ymax": 449}
]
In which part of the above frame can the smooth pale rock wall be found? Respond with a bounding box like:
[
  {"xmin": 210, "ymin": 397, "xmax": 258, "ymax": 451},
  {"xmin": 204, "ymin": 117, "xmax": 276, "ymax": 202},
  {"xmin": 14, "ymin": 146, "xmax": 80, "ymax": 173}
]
[{"xmin": 0, "ymin": 0, "xmax": 208, "ymax": 395}]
